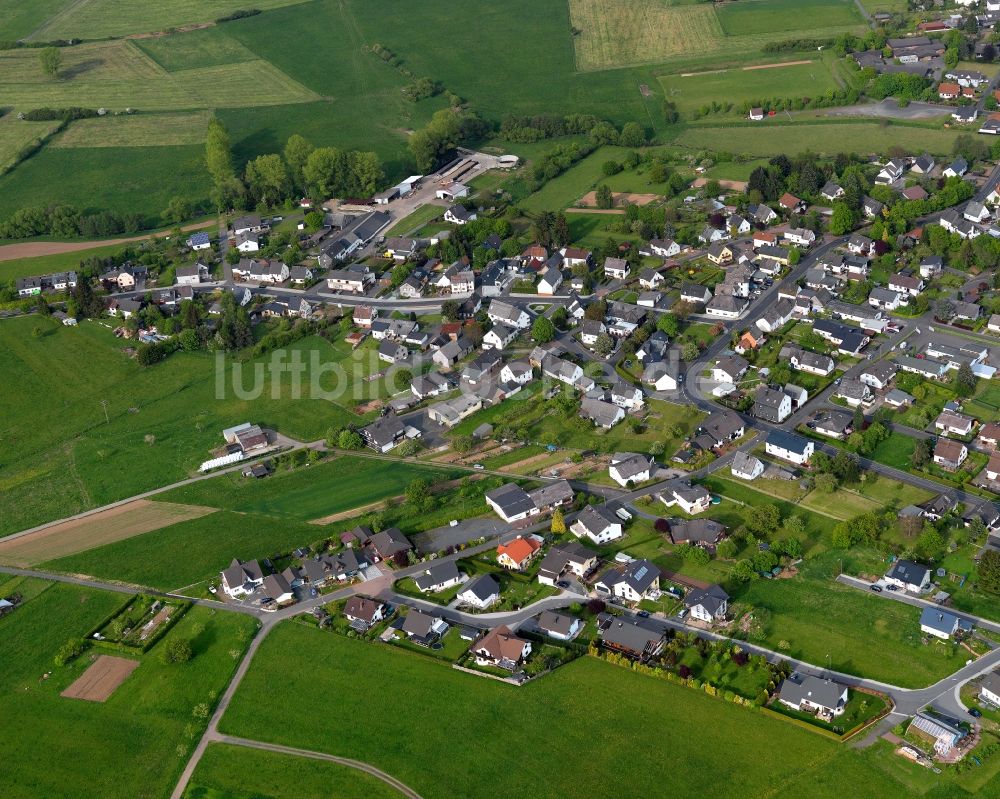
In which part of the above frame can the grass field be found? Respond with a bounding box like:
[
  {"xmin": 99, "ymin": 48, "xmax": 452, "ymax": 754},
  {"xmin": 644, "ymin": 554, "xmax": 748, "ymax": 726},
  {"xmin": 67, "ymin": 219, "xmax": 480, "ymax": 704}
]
[
  {"xmin": 673, "ymin": 121, "xmax": 964, "ymax": 156},
  {"xmin": 0, "ymin": 40, "xmax": 319, "ymax": 112},
  {"xmin": 0, "ymin": 114, "xmax": 61, "ymax": 171},
  {"xmin": 27, "ymin": 0, "xmax": 312, "ymax": 39},
  {"xmin": 569, "ymin": 0, "xmax": 864, "ymax": 71},
  {"xmin": 0, "ymin": 242, "xmax": 140, "ymax": 282},
  {"xmin": 0, "ymin": 317, "xmax": 375, "ymax": 537},
  {"xmin": 184, "ymin": 743, "xmax": 404, "ymax": 799},
  {"xmin": 218, "ymin": 624, "xmax": 925, "ymax": 799},
  {"xmin": 53, "ymin": 112, "xmax": 213, "ymax": 149},
  {"xmin": 155, "ymin": 456, "xmax": 461, "ymax": 522},
  {"xmin": 0, "ymin": 499, "xmax": 217, "ymax": 567},
  {"xmin": 659, "ymin": 57, "xmax": 842, "ymax": 114},
  {"xmin": 42, "ymin": 510, "xmax": 325, "ymax": 590},
  {"xmin": 797, "ymin": 487, "xmax": 883, "ymax": 519},
  {"xmin": 0, "ymin": 581, "xmax": 257, "ymax": 799},
  {"xmin": 734, "ymin": 561, "xmax": 969, "ymax": 688},
  {"xmin": 0, "ymin": 0, "xmax": 72, "ymax": 40},
  {"xmin": 716, "ymin": 0, "xmax": 863, "ymax": 35},
  {"xmin": 136, "ymin": 31, "xmax": 262, "ymax": 72}
]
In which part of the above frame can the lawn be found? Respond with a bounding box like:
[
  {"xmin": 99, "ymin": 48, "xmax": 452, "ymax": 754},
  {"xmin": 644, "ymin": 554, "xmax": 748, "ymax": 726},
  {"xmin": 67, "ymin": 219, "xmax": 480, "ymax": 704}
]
[
  {"xmin": 0, "ymin": 318, "xmax": 373, "ymax": 537},
  {"xmin": 733, "ymin": 561, "xmax": 969, "ymax": 688},
  {"xmin": 0, "ymin": 580, "xmax": 257, "ymax": 799},
  {"xmin": 53, "ymin": 112, "xmax": 214, "ymax": 149},
  {"xmin": 870, "ymin": 431, "xmax": 916, "ymax": 470},
  {"xmin": 519, "ymin": 145, "xmax": 636, "ymax": 213},
  {"xmin": 27, "ymin": 0, "xmax": 312, "ymax": 39},
  {"xmin": 659, "ymin": 56, "xmax": 842, "ymax": 114},
  {"xmin": 218, "ymin": 623, "xmax": 920, "ymax": 799},
  {"xmin": 183, "ymin": 742, "xmax": 404, "ymax": 799},
  {"xmin": 41, "ymin": 511, "xmax": 323, "ymax": 591},
  {"xmin": 674, "ymin": 122, "xmax": 964, "ymax": 157},
  {"xmin": 797, "ymin": 487, "xmax": 883, "ymax": 520},
  {"xmin": 385, "ymin": 203, "xmax": 445, "ymax": 236},
  {"xmin": 0, "ymin": 0, "xmax": 73, "ymax": 40},
  {"xmin": 155, "ymin": 455, "xmax": 461, "ymax": 522}
]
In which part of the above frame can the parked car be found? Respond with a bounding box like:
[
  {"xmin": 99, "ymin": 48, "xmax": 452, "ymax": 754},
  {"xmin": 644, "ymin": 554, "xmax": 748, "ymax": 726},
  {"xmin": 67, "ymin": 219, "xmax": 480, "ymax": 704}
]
[
  {"xmin": 556, "ymin": 580, "xmax": 570, "ymax": 589},
  {"xmin": 473, "ymin": 463, "xmax": 484, "ymax": 470},
  {"xmin": 636, "ymin": 610, "xmax": 650, "ymax": 618},
  {"xmin": 886, "ymin": 584, "xmax": 899, "ymax": 591},
  {"xmin": 869, "ymin": 585, "xmax": 883, "ymax": 593},
  {"xmin": 970, "ymin": 708, "xmax": 983, "ymax": 718}
]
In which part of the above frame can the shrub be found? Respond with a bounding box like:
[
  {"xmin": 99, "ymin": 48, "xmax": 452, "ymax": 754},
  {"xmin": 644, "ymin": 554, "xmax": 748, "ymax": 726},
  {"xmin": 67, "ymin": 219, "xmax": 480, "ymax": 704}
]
[{"xmin": 54, "ymin": 638, "xmax": 85, "ymax": 666}]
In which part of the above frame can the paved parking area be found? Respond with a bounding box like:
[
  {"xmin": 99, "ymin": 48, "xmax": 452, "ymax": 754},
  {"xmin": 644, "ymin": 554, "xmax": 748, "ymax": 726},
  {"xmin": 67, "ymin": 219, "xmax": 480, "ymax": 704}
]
[{"xmin": 413, "ymin": 517, "xmax": 506, "ymax": 554}]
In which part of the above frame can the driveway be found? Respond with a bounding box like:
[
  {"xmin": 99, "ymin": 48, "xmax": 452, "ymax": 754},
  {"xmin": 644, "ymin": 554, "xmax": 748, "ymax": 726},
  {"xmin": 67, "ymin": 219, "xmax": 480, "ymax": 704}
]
[{"xmin": 413, "ymin": 517, "xmax": 507, "ymax": 553}]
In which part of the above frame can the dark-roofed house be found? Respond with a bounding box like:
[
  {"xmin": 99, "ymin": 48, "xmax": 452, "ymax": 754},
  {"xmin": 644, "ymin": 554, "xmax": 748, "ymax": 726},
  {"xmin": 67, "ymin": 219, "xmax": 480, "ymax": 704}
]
[
  {"xmin": 485, "ymin": 483, "xmax": 537, "ymax": 523},
  {"xmin": 220, "ymin": 558, "xmax": 265, "ymax": 598},
  {"xmin": 537, "ymin": 542, "xmax": 599, "ymax": 586},
  {"xmin": 668, "ymin": 518, "xmax": 726, "ymax": 549},
  {"xmin": 765, "ymin": 430, "xmax": 813, "ymax": 465},
  {"xmin": 536, "ymin": 610, "xmax": 582, "ymax": 641},
  {"xmin": 456, "ymin": 574, "xmax": 501, "ymax": 609},
  {"xmin": 412, "ymin": 560, "xmax": 464, "ymax": 593},
  {"xmin": 920, "ymin": 606, "xmax": 973, "ymax": 640},
  {"xmin": 684, "ymin": 584, "xmax": 729, "ymax": 622},
  {"xmin": 609, "ymin": 453, "xmax": 653, "ymax": 487},
  {"xmin": 361, "ymin": 415, "xmax": 406, "ymax": 453},
  {"xmin": 600, "ymin": 618, "xmax": 665, "ymax": 660},
  {"xmin": 471, "ymin": 625, "xmax": 531, "ymax": 670},
  {"xmin": 754, "ymin": 387, "xmax": 792, "ymax": 424},
  {"xmin": 779, "ymin": 673, "xmax": 848, "ymax": 718},
  {"xmin": 571, "ymin": 505, "xmax": 624, "ymax": 545},
  {"xmin": 595, "ymin": 559, "xmax": 661, "ymax": 602},
  {"xmin": 933, "ymin": 438, "xmax": 968, "ymax": 471},
  {"xmin": 884, "ymin": 559, "xmax": 931, "ymax": 593},
  {"xmin": 699, "ymin": 411, "xmax": 745, "ymax": 447},
  {"xmin": 400, "ymin": 610, "xmax": 449, "ymax": 646},
  {"xmin": 343, "ymin": 596, "xmax": 386, "ymax": 630},
  {"xmin": 367, "ymin": 528, "xmax": 413, "ymax": 562},
  {"xmin": 979, "ymin": 673, "xmax": 1000, "ymax": 706}
]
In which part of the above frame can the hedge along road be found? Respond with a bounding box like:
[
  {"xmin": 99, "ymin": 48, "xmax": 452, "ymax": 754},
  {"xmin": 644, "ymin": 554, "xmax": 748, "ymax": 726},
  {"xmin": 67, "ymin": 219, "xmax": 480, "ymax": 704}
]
[{"xmin": 0, "ymin": 219, "xmax": 216, "ymax": 261}]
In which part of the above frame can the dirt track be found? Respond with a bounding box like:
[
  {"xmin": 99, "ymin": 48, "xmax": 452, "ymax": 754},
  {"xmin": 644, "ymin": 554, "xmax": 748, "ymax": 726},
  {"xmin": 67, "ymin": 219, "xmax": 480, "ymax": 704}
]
[
  {"xmin": 62, "ymin": 655, "xmax": 140, "ymax": 702},
  {"xmin": 0, "ymin": 220, "xmax": 215, "ymax": 262}
]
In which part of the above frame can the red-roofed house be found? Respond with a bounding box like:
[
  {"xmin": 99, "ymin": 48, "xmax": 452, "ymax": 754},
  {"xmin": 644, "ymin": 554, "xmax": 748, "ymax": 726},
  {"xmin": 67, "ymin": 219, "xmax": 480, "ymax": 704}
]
[{"xmin": 496, "ymin": 536, "xmax": 542, "ymax": 570}]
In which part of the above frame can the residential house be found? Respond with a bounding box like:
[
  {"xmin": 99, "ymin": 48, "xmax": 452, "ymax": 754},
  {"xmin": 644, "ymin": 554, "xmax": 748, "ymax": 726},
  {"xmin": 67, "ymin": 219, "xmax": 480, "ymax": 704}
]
[
  {"xmin": 647, "ymin": 239, "xmax": 681, "ymax": 258},
  {"xmin": 664, "ymin": 482, "xmax": 712, "ymax": 515},
  {"xmin": 536, "ymin": 611, "xmax": 582, "ymax": 641},
  {"xmin": 783, "ymin": 227, "xmax": 816, "ymax": 248},
  {"xmin": 730, "ymin": 451, "xmax": 764, "ymax": 481},
  {"xmin": 220, "ymin": 558, "xmax": 265, "ymax": 598},
  {"xmin": 933, "ymin": 438, "xmax": 968, "ymax": 470},
  {"xmin": 935, "ymin": 411, "xmax": 975, "ymax": 437},
  {"xmin": 604, "ymin": 257, "xmax": 630, "ymax": 280},
  {"xmin": 580, "ymin": 319, "xmax": 607, "ymax": 347},
  {"xmin": 754, "ymin": 387, "xmax": 792, "ymax": 424},
  {"xmin": 457, "ymin": 574, "xmax": 501, "ymax": 609},
  {"xmin": 980, "ymin": 421, "xmax": 1000, "ymax": 449},
  {"xmin": 599, "ymin": 618, "xmax": 665, "ymax": 660},
  {"xmin": 667, "ymin": 518, "xmax": 725, "ymax": 548},
  {"xmin": 680, "ymin": 283, "xmax": 712, "ymax": 305},
  {"xmin": 485, "ymin": 483, "xmax": 538, "ymax": 523},
  {"xmin": 779, "ymin": 674, "xmax": 848, "ymax": 717},
  {"xmin": 487, "ymin": 300, "xmax": 531, "ymax": 329},
  {"xmin": 884, "ymin": 559, "xmax": 932, "ymax": 592},
  {"xmin": 820, "ymin": 182, "xmax": 844, "ymax": 202},
  {"xmin": 537, "ymin": 266, "xmax": 563, "ymax": 295},
  {"xmin": 765, "ymin": 430, "xmax": 813, "ymax": 465},
  {"xmin": 920, "ymin": 606, "xmax": 973, "ymax": 640},
  {"xmin": 755, "ymin": 299, "xmax": 795, "ymax": 333},
  {"xmin": 444, "ymin": 204, "xmax": 476, "ymax": 225},
  {"xmin": 471, "ymin": 625, "xmax": 531, "ymax": 670},
  {"xmin": 413, "ymin": 560, "xmax": 465, "ymax": 593},
  {"xmin": 706, "ymin": 294, "xmax": 747, "ymax": 318},
  {"xmin": 944, "ymin": 157, "xmax": 969, "ymax": 178},
  {"xmin": 401, "ymin": 610, "xmax": 449, "ymax": 646},
  {"xmin": 427, "ymin": 394, "xmax": 483, "ymax": 427},
  {"xmin": 712, "ymin": 354, "xmax": 749, "ymax": 385},
  {"xmin": 888, "ymin": 273, "xmax": 925, "ymax": 296},
  {"xmin": 684, "ymin": 584, "xmax": 729, "ymax": 622},
  {"xmin": 496, "ymin": 536, "xmax": 543, "ymax": 570},
  {"xmin": 986, "ymin": 453, "xmax": 1000, "ymax": 481},
  {"xmin": 595, "ymin": 559, "xmax": 661, "ymax": 602},
  {"xmin": 814, "ymin": 410, "xmax": 854, "ymax": 440},
  {"xmin": 639, "ymin": 268, "xmax": 665, "ymax": 289},
  {"xmin": 835, "ymin": 378, "xmax": 873, "ymax": 408},
  {"xmin": 343, "ymin": 596, "xmax": 386, "ymax": 630},
  {"xmin": 361, "ymin": 415, "xmax": 407, "ymax": 453},
  {"xmin": 537, "ymin": 541, "xmax": 598, "ymax": 586},
  {"xmin": 979, "ymin": 673, "xmax": 1000, "ymax": 706},
  {"xmin": 571, "ymin": 505, "xmax": 624, "ymax": 545},
  {"xmin": 609, "ymin": 453, "xmax": 653, "ymax": 487},
  {"xmin": 580, "ymin": 398, "xmax": 625, "ymax": 429},
  {"xmin": 500, "ymin": 360, "xmax": 533, "ymax": 385},
  {"xmin": 779, "ymin": 193, "xmax": 805, "ymax": 213}
]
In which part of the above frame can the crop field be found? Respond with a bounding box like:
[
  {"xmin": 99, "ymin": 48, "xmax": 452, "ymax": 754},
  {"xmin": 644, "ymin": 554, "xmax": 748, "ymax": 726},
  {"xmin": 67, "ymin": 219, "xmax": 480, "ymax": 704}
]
[
  {"xmin": 673, "ymin": 122, "xmax": 965, "ymax": 156},
  {"xmin": 0, "ymin": 581, "xmax": 257, "ymax": 799},
  {"xmin": 0, "ymin": 115, "xmax": 61, "ymax": 171},
  {"xmin": 0, "ymin": 40, "xmax": 319, "ymax": 112},
  {"xmin": 569, "ymin": 0, "xmax": 865, "ymax": 71},
  {"xmin": 0, "ymin": 317, "xmax": 373, "ymax": 538},
  {"xmin": 26, "ymin": 0, "xmax": 311, "ymax": 40},
  {"xmin": 658, "ymin": 58, "xmax": 842, "ymax": 114},
  {"xmin": 0, "ymin": 499, "xmax": 217, "ymax": 567},
  {"xmin": 184, "ymin": 743, "xmax": 404, "ymax": 799},
  {"xmin": 218, "ymin": 624, "xmax": 921, "ymax": 799},
  {"xmin": 155, "ymin": 456, "xmax": 461, "ymax": 523},
  {"xmin": 60, "ymin": 655, "xmax": 140, "ymax": 702},
  {"xmin": 53, "ymin": 112, "xmax": 213, "ymax": 149},
  {"xmin": 42, "ymin": 510, "xmax": 324, "ymax": 590}
]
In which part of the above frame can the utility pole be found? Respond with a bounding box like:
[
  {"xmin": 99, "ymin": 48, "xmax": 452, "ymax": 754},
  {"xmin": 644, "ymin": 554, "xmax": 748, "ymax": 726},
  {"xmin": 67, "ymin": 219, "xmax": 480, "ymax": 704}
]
[{"xmin": 100, "ymin": 399, "xmax": 109, "ymax": 424}]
